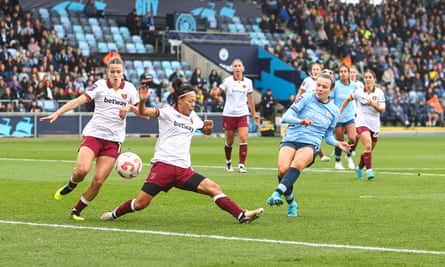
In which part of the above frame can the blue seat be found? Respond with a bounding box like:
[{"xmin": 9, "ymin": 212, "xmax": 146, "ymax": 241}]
[
  {"xmin": 126, "ymin": 43, "xmax": 136, "ymax": 53},
  {"xmin": 135, "ymin": 43, "xmax": 146, "ymax": 54},
  {"xmin": 143, "ymin": 60, "xmax": 153, "ymax": 68},
  {"xmin": 72, "ymin": 25, "xmax": 83, "ymax": 34},
  {"xmin": 119, "ymin": 26, "xmax": 130, "ymax": 38},
  {"xmin": 97, "ymin": 42, "xmax": 108, "ymax": 53},
  {"xmin": 145, "ymin": 44, "xmax": 155, "ymax": 54}
]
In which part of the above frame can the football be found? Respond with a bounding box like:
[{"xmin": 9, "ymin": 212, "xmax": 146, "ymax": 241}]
[{"xmin": 115, "ymin": 152, "xmax": 143, "ymax": 179}]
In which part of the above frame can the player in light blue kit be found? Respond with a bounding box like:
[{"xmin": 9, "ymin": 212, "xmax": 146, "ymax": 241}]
[
  {"xmin": 267, "ymin": 70, "xmax": 351, "ymax": 217},
  {"xmin": 331, "ymin": 64, "xmax": 358, "ymax": 170}
]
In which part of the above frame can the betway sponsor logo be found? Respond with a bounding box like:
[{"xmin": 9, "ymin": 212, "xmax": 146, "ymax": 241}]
[
  {"xmin": 174, "ymin": 120, "xmax": 194, "ymax": 133},
  {"xmin": 104, "ymin": 97, "xmax": 127, "ymax": 106}
]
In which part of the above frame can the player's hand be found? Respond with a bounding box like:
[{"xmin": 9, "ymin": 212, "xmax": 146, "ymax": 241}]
[
  {"xmin": 253, "ymin": 114, "xmax": 260, "ymax": 125},
  {"xmin": 201, "ymin": 120, "xmax": 213, "ymax": 135},
  {"xmin": 40, "ymin": 113, "xmax": 59, "ymax": 123},
  {"xmin": 138, "ymin": 85, "xmax": 151, "ymax": 101},
  {"xmin": 119, "ymin": 105, "xmax": 130, "ymax": 120},
  {"xmin": 300, "ymin": 118, "xmax": 313, "ymax": 127},
  {"xmin": 338, "ymin": 142, "xmax": 351, "ymax": 153}
]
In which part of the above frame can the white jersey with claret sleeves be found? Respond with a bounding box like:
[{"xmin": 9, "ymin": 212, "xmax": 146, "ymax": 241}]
[
  {"xmin": 219, "ymin": 75, "xmax": 253, "ymax": 117},
  {"xmin": 151, "ymin": 105, "xmax": 204, "ymax": 168},
  {"xmin": 82, "ymin": 79, "xmax": 139, "ymax": 143},
  {"xmin": 299, "ymin": 76, "xmax": 317, "ymax": 94},
  {"xmin": 351, "ymin": 86, "xmax": 385, "ymax": 133}
]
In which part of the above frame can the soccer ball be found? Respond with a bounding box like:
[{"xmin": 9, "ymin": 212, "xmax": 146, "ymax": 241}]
[{"xmin": 115, "ymin": 152, "xmax": 143, "ymax": 179}]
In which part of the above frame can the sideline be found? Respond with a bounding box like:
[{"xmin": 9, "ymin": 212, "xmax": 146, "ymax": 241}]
[{"xmin": 1, "ymin": 219, "xmax": 444, "ymax": 256}]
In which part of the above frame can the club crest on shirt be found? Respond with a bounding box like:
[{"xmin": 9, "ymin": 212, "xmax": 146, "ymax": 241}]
[{"xmin": 121, "ymin": 93, "xmax": 127, "ymax": 100}]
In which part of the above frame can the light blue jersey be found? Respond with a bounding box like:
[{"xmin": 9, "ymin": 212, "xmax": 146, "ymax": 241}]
[
  {"xmin": 331, "ymin": 80, "xmax": 357, "ymax": 123},
  {"xmin": 282, "ymin": 92, "xmax": 339, "ymax": 149}
]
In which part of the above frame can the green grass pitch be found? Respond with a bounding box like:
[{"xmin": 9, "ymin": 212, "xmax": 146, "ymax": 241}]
[{"xmin": 0, "ymin": 135, "xmax": 444, "ymax": 266}]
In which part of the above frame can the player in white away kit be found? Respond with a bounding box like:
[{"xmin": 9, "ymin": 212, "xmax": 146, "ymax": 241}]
[
  {"xmin": 100, "ymin": 79, "xmax": 264, "ymax": 224},
  {"xmin": 339, "ymin": 70, "xmax": 385, "ymax": 180},
  {"xmin": 296, "ymin": 63, "xmax": 330, "ymax": 162},
  {"xmin": 210, "ymin": 59, "xmax": 259, "ymax": 173},
  {"xmin": 40, "ymin": 57, "xmax": 147, "ymax": 221}
]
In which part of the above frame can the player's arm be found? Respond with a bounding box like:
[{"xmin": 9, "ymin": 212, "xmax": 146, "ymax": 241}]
[
  {"xmin": 339, "ymin": 94, "xmax": 353, "ymax": 116},
  {"xmin": 210, "ymin": 86, "xmax": 222, "ymax": 98},
  {"xmin": 295, "ymin": 87, "xmax": 305, "ymax": 99},
  {"xmin": 247, "ymin": 92, "xmax": 259, "ymax": 125},
  {"xmin": 137, "ymin": 86, "xmax": 159, "ymax": 118},
  {"xmin": 368, "ymin": 98, "xmax": 386, "ymax": 114},
  {"xmin": 126, "ymin": 104, "xmax": 151, "ymax": 120},
  {"xmin": 40, "ymin": 94, "xmax": 89, "ymax": 123}
]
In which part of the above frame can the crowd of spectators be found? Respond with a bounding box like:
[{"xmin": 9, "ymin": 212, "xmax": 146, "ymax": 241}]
[
  {"xmin": 0, "ymin": 0, "xmax": 444, "ymax": 127},
  {"xmin": 0, "ymin": 0, "xmax": 100, "ymax": 113},
  {"xmin": 261, "ymin": 0, "xmax": 445, "ymax": 126}
]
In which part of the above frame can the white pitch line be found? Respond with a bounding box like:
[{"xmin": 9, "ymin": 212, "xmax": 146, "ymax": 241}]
[
  {"xmin": 0, "ymin": 219, "xmax": 444, "ymax": 256},
  {"xmin": 1, "ymin": 158, "xmax": 445, "ymax": 177}
]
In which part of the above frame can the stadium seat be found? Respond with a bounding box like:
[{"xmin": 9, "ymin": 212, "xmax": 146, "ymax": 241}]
[
  {"xmin": 135, "ymin": 43, "xmax": 146, "ymax": 54},
  {"xmin": 113, "ymin": 34, "xmax": 124, "ymax": 46},
  {"xmin": 85, "ymin": 34, "xmax": 96, "ymax": 46},
  {"xmin": 75, "ymin": 32, "xmax": 86, "ymax": 42},
  {"xmin": 78, "ymin": 42, "xmax": 90, "ymax": 56},
  {"xmin": 107, "ymin": 42, "xmax": 118, "ymax": 52},
  {"xmin": 110, "ymin": 26, "xmax": 120, "ymax": 35},
  {"xmin": 143, "ymin": 60, "xmax": 153, "ymax": 68},
  {"xmin": 72, "ymin": 25, "xmax": 83, "ymax": 34},
  {"xmin": 88, "ymin": 17, "xmax": 99, "ymax": 26},
  {"xmin": 133, "ymin": 60, "xmax": 143, "ymax": 70},
  {"xmin": 97, "ymin": 42, "xmax": 108, "ymax": 53},
  {"xmin": 132, "ymin": 35, "xmax": 143, "ymax": 44},
  {"xmin": 119, "ymin": 26, "xmax": 130, "ymax": 38},
  {"xmin": 38, "ymin": 8, "xmax": 50, "ymax": 19},
  {"xmin": 145, "ymin": 44, "xmax": 155, "ymax": 54},
  {"xmin": 60, "ymin": 17, "xmax": 71, "ymax": 28},
  {"xmin": 170, "ymin": 61, "xmax": 181, "ymax": 69},
  {"xmin": 126, "ymin": 43, "xmax": 136, "ymax": 53},
  {"xmin": 161, "ymin": 60, "xmax": 171, "ymax": 71}
]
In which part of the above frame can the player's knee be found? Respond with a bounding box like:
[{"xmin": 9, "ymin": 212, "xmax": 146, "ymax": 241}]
[{"xmin": 73, "ymin": 165, "xmax": 89, "ymax": 177}]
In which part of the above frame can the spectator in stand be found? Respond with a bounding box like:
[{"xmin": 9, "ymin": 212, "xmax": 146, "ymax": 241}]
[
  {"xmin": 1, "ymin": 87, "xmax": 17, "ymax": 102},
  {"xmin": 27, "ymin": 36, "xmax": 40, "ymax": 55},
  {"xmin": 84, "ymin": 0, "xmax": 98, "ymax": 18},
  {"xmin": 141, "ymin": 11, "xmax": 155, "ymax": 32},
  {"xmin": 5, "ymin": 101, "xmax": 16, "ymax": 112},
  {"xmin": 0, "ymin": 76, "xmax": 7, "ymax": 96},
  {"xmin": 277, "ymin": 4, "xmax": 290, "ymax": 24},
  {"xmin": 260, "ymin": 88, "xmax": 276, "ymax": 122},
  {"xmin": 208, "ymin": 68, "xmax": 221, "ymax": 87},
  {"xmin": 205, "ymin": 82, "xmax": 224, "ymax": 112},
  {"xmin": 168, "ymin": 67, "xmax": 185, "ymax": 82},
  {"xmin": 387, "ymin": 97, "xmax": 411, "ymax": 127},
  {"xmin": 190, "ymin": 67, "xmax": 205, "ymax": 90},
  {"xmin": 37, "ymin": 74, "xmax": 54, "ymax": 100},
  {"xmin": 426, "ymin": 94, "xmax": 443, "ymax": 126},
  {"xmin": 126, "ymin": 8, "xmax": 140, "ymax": 35},
  {"xmin": 259, "ymin": 14, "xmax": 271, "ymax": 33}
]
